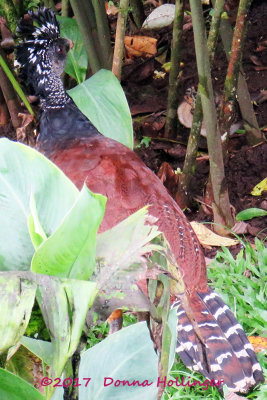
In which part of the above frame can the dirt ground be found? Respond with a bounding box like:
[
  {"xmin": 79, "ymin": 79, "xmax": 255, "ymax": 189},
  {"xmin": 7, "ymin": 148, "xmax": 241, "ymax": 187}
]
[{"xmin": 130, "ymin": 0, "xmax": 267, "ymax": 247}]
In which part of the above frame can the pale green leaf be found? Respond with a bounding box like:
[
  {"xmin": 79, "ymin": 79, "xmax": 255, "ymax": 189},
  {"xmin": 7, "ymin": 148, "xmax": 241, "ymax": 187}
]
[{"xmin": 68, "ymin": 69, "xmax": 133, "ymax": 149}]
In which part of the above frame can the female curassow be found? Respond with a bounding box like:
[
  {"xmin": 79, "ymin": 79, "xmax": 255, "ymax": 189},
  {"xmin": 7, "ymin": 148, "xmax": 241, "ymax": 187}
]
[{"xmin": 15, "ymin": 8, "xmax": 264, "ymax": 393}]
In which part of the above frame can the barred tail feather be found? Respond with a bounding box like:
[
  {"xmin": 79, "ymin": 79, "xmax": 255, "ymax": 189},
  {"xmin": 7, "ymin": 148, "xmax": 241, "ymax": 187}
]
[{"xmin": 172, "ymin": 288, "xmax": 264, "ymax": 393}]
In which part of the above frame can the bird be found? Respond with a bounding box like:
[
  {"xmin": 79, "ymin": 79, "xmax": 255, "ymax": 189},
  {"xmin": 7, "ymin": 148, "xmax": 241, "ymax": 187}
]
[{"xmin": 15, "ymin": 8, "xmax": 264, "ymax": 394}]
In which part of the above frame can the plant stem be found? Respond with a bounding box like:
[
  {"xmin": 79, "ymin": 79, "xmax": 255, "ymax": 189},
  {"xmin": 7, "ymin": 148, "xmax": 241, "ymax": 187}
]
[
  {"xmin": 189, "ymin": 0, "xmax": 234, "ymax": 231},
  {"xmin": 0, "ymin": 66, "xmax": 21, "ymax": 130},
  {"xmin": 219, "ymin": 0, "xmax": 253, "ymax": 147},
  {"xmin": 61, "ymin": 0, "xmax": 70, "ymax": 17},
  {"xmin": 130, "ymin": 0, "xmax": 145, "ymax": 29},
  {"xmin": 177, "ymin": 0, "xmax": 225, "ymax": 207},
  {"xmin": 0, "ymin": 52, "xmax": 34, "ymax": 115},
  {"xmin": 217, "ymin": 6, "xmax": 263, "ymax": 145},
  {"xmin": 164, "ymin": 0, "xmax": 185, "ymax": 139},
  {"xmin": 69, "ymin": 0, "xmax": 101, "ymax": 73},
  {"xmin": 92, "ymin": 0, "xmax": 113, "ymax": 69},
  {"xmin": 112, "ymin": 0, "xmax": 129, "ymax": 81}
]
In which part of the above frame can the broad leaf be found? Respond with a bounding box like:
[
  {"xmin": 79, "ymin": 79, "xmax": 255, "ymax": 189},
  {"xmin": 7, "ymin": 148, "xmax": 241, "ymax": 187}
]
[
  {"xmin": 0, "ymin": 138, "xmax": 78, "ymax": 271},
  {"xmin": 0, "ymin": 274, "xmax": 36, "ymax": 354},
  {"xmin": 78, "ymin": 322, "xmax": 158, "ymax": 400},
  {"xmin": 35, "ymin": 275, "xmax": 97, "ymax": 399},
  {"xmin": 0, "ymin": 368, "xmax": 44, "ymax": 400},
  {"xmin": 68, "ymin": 69, "xmax": 133, "ymax": 149},
  {"xmin": 236, "ymin": 207, "xmax": 267, "ymax": 221},
  {"xmin": 31, "ymin": 185, "xmax": 106, "ymax": 279},
  {"xmin": 58, "ymin": 16, "xmax": 88, "ymax": 83}
]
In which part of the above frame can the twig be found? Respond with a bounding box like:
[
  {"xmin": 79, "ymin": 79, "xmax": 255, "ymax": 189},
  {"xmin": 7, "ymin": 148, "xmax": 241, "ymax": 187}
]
[
  {"xmin": 189, "ymin": 0, "xmax": 234, "ymax": 231},
  {"xmin": 164, "ymin": 0, "xmax": 185, "ymax": 139},
  {"xmin": 112, "ymin": 0, "xmax": 129, "ymax": 81}
]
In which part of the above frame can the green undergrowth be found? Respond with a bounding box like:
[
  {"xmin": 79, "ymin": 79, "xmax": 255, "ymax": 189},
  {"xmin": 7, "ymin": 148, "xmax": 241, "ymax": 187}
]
[{"xmin": 86, "ymin": 238, "xmax": 266, "ymax": 399}]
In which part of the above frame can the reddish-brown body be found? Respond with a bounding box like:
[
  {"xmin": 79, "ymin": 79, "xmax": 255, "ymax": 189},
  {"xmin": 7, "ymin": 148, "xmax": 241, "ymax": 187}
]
[{"xmin": 48, "ymin": 136, "xmax": 207, "ymax": 293}]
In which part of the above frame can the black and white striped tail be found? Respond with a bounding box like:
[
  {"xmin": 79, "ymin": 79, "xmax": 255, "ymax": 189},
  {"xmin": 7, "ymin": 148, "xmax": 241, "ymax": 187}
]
[{"xmin": 172, "ymin": 288, "xmax": 264, "ymax": 393}]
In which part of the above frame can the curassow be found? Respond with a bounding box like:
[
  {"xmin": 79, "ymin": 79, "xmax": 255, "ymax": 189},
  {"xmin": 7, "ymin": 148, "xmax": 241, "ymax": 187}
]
[{"xmin": 15, "ymin": 8, "xmax": 264, "ymax": 393}]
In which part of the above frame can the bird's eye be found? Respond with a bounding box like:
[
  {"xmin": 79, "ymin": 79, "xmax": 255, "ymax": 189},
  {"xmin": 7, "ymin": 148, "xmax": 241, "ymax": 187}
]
[{"xmin": 57, "ymin": 46, "xmax": 64, "ymax": 55}]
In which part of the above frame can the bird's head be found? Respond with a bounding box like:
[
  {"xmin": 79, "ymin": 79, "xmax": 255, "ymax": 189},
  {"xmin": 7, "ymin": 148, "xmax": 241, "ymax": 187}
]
[{"xmin": 16, "ymin": 8, "xmax": 71, "ymax": 97}]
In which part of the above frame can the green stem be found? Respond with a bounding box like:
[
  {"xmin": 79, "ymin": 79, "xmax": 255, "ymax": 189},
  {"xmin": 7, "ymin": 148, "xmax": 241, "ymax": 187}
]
[
  {"xmin": 112, "ymin": 0, "xmax": 129, "ymax": 81},
  {"xmin": 177, "ymin": 0, "xmax": 225, "ymax": 206},
  {"xmin": 61, "ymin": 0, "xmax": 70, "ymax": 17},
  {"xmin": 69, "ymin": 0, "xmax": 101, "ymax": 73},
  {"xmin": 0, "ymin": 52, "xmax": 34, "ymax": 116},
  {"xmin": 189, "ymin": 0, "xmax": 234, "ymax": 230},
  {"xmin": 164, "ymin": 0, "xmax": 185, "ymax": 139},
  {"xmin": 130, "ymin": 0, "xmax": 145, "ymax": 29},
  {"xmin": 92, "ymin": 0, "xmax": 113, "ymax": 69}
]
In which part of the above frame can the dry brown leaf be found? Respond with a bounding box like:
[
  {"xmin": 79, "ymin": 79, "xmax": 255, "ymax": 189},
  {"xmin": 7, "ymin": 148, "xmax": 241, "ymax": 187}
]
[
  {"xmin": 125, "ymin": 36, "xmax": 157, "ymax": 58},
  {"xmin": 16, "ymin": 113, "xmax": 35, "ymax": 145},
  {"xmin": 190, "ymin": 221, "xmax": 239, "ymax": 247},
  {"xmin": 232, "ymin": 221, "xmax": 249, "ymax": 234},
  {"xmin": 248, "ymin": 336, "xmax": 267, "ymax": 353}
]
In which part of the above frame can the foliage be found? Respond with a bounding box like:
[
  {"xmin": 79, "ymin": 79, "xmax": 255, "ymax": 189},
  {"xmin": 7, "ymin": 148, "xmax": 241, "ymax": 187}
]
[
  {"xmin": 0, "ymin": 138, "xmax": 177, "ymax": 400},
  {"xmin": 68, "ymin": 69, "xmax": 133, "ymax": 149},
  {"xmin": 162, "ymin": 237, "xmax": 267, "ymax": 399},
  {"xmin": 0, "ymin": 368, "xmax": 44, "ymax": 400},
  {"xmin": 208, "ymin": 239, "xmax": 267, "ymax": 335},
  {"xmin": 58, "ymin": 16, "xmax": 88, "ymax": 84},
  {"xmin": 236, "ymin": 207, "xmax": 267, "ymax": 221}
]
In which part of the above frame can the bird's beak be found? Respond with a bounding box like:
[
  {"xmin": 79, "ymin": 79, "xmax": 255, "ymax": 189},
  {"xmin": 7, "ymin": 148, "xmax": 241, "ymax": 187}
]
[{"xmin": 67, "ymin": 38, "xmax": 74, "ymax": 49}]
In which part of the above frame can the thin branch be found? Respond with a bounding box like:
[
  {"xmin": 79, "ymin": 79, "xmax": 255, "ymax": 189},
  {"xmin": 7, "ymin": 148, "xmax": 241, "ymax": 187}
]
[
  {"xmin": 189, "ymin": 0, "xmax": 234, "ymax": 231},
  {"xmin": 164, "ymin": 0, "xmax": 185, "ymax": 139},
  {"xmin": 112, "ymin": 0, "xmax": 129, "ymax": 81}
]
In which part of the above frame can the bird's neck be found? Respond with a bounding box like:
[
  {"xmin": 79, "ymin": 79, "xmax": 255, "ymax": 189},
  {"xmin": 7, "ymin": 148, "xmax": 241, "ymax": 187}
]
[{"xmin": 39, "ymin": 72, "xmax": 70, "ymax": 110}]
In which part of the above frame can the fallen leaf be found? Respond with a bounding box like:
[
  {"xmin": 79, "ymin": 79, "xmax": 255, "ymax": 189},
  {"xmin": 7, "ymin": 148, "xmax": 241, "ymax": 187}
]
[
  {"xmin": 125, "ymin": 35, "xmax": 157, "ymax": 58},
  {"xmin": 248, "ymin": 336, "xmax": 267, "ymax": 353},
  {"xmin": 142, "ymin": 4, "xmax": 175, "ymax": 30},
  {"xmin": 251, "ymin": 177, "xmax": 267, "ymax": 196},
  {"xmin": 190, "ymin": 221, "xmax": 239, "ymax": 247},
  {"xmin": 231, "ymin": 221, "xmax": 249, "ymax": 234},
  {"xmin": 16, "ymin": 113, "xmax": 35, "ymax": 145}
]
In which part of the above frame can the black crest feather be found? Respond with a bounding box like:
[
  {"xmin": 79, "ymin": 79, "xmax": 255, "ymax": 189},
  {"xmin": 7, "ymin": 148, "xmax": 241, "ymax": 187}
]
[{"xmin": 15, "ymin": 8, "xmax": 60, "ymax": 95}]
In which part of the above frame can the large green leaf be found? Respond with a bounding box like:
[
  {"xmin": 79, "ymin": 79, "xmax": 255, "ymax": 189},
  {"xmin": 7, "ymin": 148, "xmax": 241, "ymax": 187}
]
[
  {"xmin": 0, "ymin": 138, "xmax": 78, "ymax": 271},
  {"xmin": 31, "ymin": 185, "xmax": 106, "ymax": 279},
  {"xmin": 35, "ymin": 277, "xmax": 97, "ymax": 379},
  {"xmin": 68, "ymin": 69, "xmax": 133, "ymax": 149},
  {"xmin": 0, "ymin": 274, "xmax": 36, "ymax": 354},
  {"xmin": 58, "ymin": 16, "xmax": 88, "ymax": 83},
  {"xmin": 0, "ymin": 368, "xmax": 44, "ymax": 400},
  {"xmin": 78, "ymin": 322, "xmax": 158, "ymax": 400}
]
